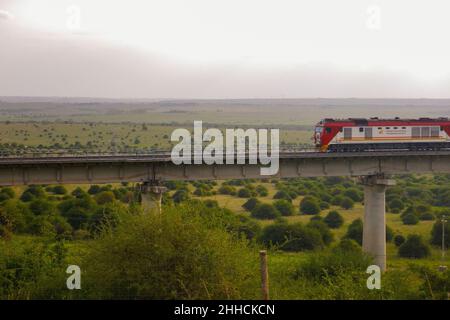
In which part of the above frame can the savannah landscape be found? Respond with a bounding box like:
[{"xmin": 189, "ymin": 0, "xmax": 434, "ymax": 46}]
[{"xmin": 0, "ymin": 98, "xmax": 449, "ymax": 299}]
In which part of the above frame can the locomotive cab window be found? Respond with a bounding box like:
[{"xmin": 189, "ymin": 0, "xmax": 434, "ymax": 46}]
[{"xmin": 325, "ymin": 127, "xmax": 331, "ymax": 134}]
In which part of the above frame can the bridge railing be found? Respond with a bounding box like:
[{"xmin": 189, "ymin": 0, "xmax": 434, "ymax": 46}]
[{"xmin": 0, "ymin": 147, "xmax": 317, "ymax": 159}]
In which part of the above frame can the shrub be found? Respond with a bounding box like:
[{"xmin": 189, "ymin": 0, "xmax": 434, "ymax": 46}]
[
  {"xmin": 419, "ymin": 212, "xmax": 435, "ymax": 221},
  {"xmin": 172, "ymin": 190, "xmax": 190, "ymax": 203},
  {"xmin": 251, "ymin": 204, "xmax": 280, "ymax": 220},
  {"xmin": 300, "ymin": 197, "xmax": 320, "ymax": 215},
  {"xmin": 235, "ymin": 215, "xmax": 261, "ymax": 240},
  {"xmin": 345, "ymin": 218, "xmax": 363, "ymax": 245},
  {"xmin": 307, "ymin": 220, "xmax": 333, "ymax": 246},
  {"xmin": 398, "ymin": 235, "xmax": 430, "ymax": 258},
  {"xmin": 402, "ymin": 213, "xmax": 419, "ymax": 225},
  {"xmin": 0, "ymin": 200, "xmax": 31, "ymax": 233},
  {"xmin": 334, "ymin": 239, "xmax": 362, "ymax": 254},
  {"xmin": 394, "ymin": 234, "xmax": 406, "ymax": 247},
  {"xmin": 430, "ymin": 220, "xmax": 450, "ymax": 247},
  {"xmin": 29, "ymin": 199, "xmax": 56, "ymax": 216},
  {"xmin": 294, "ymin": 246, "xmax": 372, "ymax": 282},
  {"xmin": 88, "ymin": 184, "xmax": 102, "ymax": 195},
  {"xmin": 389, "ymin": 198, "xmax": 404, "ymax": 213},
  {"xmin": 319, "ymin": 201, "xmax": 330, "ymax": 210},
  {"xmin": 242, "ymin": 198, "xmax": 260, "ymax": 212},
  {"xmin": 340, "ymin": 197, "xmax": 354, "ymax": 210},
  {"xmin": 331, "ymin": 195, "xmax": 344, "ymax": 206},
  {"xmin": 94, "ymin": 191, "xmax": 115, "ymax": 205},
  {"xmin": 323, "ymin": 210, "xmax": 343, "ymax": 229},
  {"xmin": 82, "ymin": 205, "xmax": 259, "ymax": 299},
  {"xmin": 255, "ymin": 185, "xmax": 268, "ymax": 197},
  {"xmin": 273, "ymin": 190, "xmax": 292, "ymax": 202},
  {"xmin": 260, "ymin": 222, "xmax": 324, "ymax": 252},
  {"xmin": 273, "ymin": 200, "xmax": 294, "ymax": 216},
  {"xmin": 343, "ymin": 188, "xmax": 362, "ymax": 202},
  {"xmin": 218, "ymin": 185, "xmax": 236, "ymax": 196},
  {"xmin": 52, "ymin": 185, "xmax": 67, "ymax": 195},
  {"xmin": 237, "ymin": 188, "xmax": 252, "ymax": 198}
]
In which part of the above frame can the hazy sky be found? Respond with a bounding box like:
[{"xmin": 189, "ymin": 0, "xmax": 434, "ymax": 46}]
[{"xmin": 1, "ymin": 0, "xmax": 449, "ymax": 99}]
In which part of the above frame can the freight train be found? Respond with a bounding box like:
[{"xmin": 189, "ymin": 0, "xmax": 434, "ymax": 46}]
[{"xmin": 314, "ymin": 118, "xmax": 450, "ymax": 152}]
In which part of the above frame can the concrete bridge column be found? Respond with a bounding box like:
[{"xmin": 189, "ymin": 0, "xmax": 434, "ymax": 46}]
[
  {"xmin": 360, "ymin": 175, "xmax": 396, "ymax": 271},
  {"xmin": 140, "ymin": 182, "xmax": 167, "ymax": 214}
]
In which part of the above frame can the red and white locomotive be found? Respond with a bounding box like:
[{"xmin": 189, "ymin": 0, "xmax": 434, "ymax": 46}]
[{"xmin": 314, "ymin": 118, "xmax": 450, "ymax": 152}]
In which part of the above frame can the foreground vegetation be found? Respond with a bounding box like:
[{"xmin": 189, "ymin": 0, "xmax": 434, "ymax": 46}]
[{"xmin": 0, "ymin": 174, "xmax": 449, "ymax": 299}]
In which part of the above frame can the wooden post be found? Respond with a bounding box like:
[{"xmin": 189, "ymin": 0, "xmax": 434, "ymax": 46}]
[{"xmin": 259, "ymin": 250, "xmax": 269, "ymax": 300}]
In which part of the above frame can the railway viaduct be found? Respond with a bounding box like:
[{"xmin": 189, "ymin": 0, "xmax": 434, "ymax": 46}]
[{"xmin": 1, "ymin": 150, "xmax": 450, "ymax": 271}]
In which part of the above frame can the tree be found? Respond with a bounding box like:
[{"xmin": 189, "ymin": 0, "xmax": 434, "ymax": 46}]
[
  {"xmin": 251, "ymin": 204, "xmax": 280, "ymax": 220},
  {"xmin": 343, "ymin": 188, "xmax": 362, "ymax": 202},
  {"xmin": 218, "ymin": 185, "xmax": 236, "ymax": 196},
  {"xmin": 237, "ymin": 188, "xmax": 252, "ymax": 198},
  {"xmin": 52, "ymin": 185, "xmax": 67, "ymax": 195},
  {"xmin": 273, "ymin": 190, "xmax": 292, "ymax": 202},
  {"xmin": 394, "ymin": 234, "xmax": 405, "ymax": 247},
  {"xmin": 388, "ymin": 198, "xmax": 404, "ymax": 213},
  {"xmin": 323, "ymin": 210, "xmax": 344, "ymax": 229},
  {"xmin": 300, "ymin": 197, "xmax": 320, "ymax": 215},
  {"xmin": 273, "ymin": 200, "xmax": 294, "ymax": 216},
  {"xmin": 340, "ymin": 197, "xmax": 354, "ymax": 210},
  {"xmin": 95, "ymin": 191, "xmax": 115, "ymax": 205},
  {"xmin": 345, "ymin": 218, "xmax": 363, "ymax": 245},
  {"xmin": 255, "ymin": 185, "xmax": 268, "ymax": 197},
  {"xmin": 402, "ymin": 213, "xmax": 419, "ymax": 225},
  {"xmin": 398, "ymin": 235, "xmax": 430, "ymax": 258},
  {"xmin": 172, "ymin": 190, "xmax": 190, "ymax": 204},
  {"xmin": 307, "ymin": 220, "xmax": 333, "ymax": 245},
  {"xmin": 260, "ymin": 222, "xmax": 324, "ymax": 251},
  {"xmin": 88, "ymin": 185, "xmax": 102, "ymax": 195},
  {"xmin": 430, "ymin": 220, "xmax": 450, "ymax": 247},
  {"xmin": 242, "ymin": 198, "xmax": 260, "ymax": 212},
  {"xmin": 29, "ymin": 199, "xmax": 56, "ymax": 216}
]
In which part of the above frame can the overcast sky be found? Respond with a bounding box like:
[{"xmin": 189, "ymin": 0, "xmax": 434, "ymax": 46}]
[{"xmin": 0, "ymin": 0, "xmax": 449, "ymax": 99}]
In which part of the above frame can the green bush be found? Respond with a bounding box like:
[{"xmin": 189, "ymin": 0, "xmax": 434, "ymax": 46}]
[
  {"xmin": 323, "ymin": 210, "xmax": 343, "ymax": 229},
  {"xmin": 172, "ymin": 190, "xmax": 190, "ymax": 203},
  {"xmin": 273, "ymin": 190, "xmax": 292, "ymax": 202},
  {"xmin": 430, "ymin": 220, "xmax": 449, "ymax": 247},
  {"xmin": 251, "ymin": 203, "xmax": 280, "ymax": 220},
  {"xmin": 82, "ymin": 205, "xmax": 259, "ymax": 299},
  {"xmin": 307, "ymin": 220, "xmax": 333, "ymax": 246},
  {"xmin": 255, "ymin": 185, "xmax": 268, "ymax": 197},
  {"xmin": 402, "ymin": 213, "xmax": 419, "ymax": 225},
  {"xmin": 398, "ymin": 235, "xmax": 430, "ymax": 258},
  {"xmin": 95, "ymin": 191, "xmax": 115, "ymax": 205},
  {"xmin": 237, "ymin": 188, "xmax": 252, "ymax": 198},
  {"xmin": 300, "ymin": 197, "xmax": 320, "ymax": 215},
  {"xmin": 343, "ymin": 188, "xmax": 362, "ymax": 202},
  {"xmin": 419, "ymin": 212, "xmax": 435, "ymax": 221},
  {"xmin": 394, "ymin": 234, "xmax": 406, "ymax": 247},
  {"xmin": 242, "ymin": 198, "xmax": 260, "ymax": 212},
  {"xmin": 389, "ymin": 198, "xmax": 405, "ymax": 213},
  {"xmin": 259, "ymin": 222, "xmax": 324, "ymax": 252},
  {"xmin": 340, "ymin": 197, "xmax": 354, "ymax": 210},
  {"xmin": 345, "ymin": 218, "xmax": 363, "ymax": 245},
  {"xmin": 218, "ymin": 185, "xmax": 237, "ymax": 196},
  {"xmin": 294, "ymin": 246, "xmax": 373, "ymax": 282},
  {"xmin": 273, "ymin": 199, "xmax": 294, "ymax": 216}
]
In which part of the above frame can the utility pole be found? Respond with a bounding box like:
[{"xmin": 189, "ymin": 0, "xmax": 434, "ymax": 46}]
[{"xmin": 439, "ymin": 215, "xmax": 447, "ymax": 272}]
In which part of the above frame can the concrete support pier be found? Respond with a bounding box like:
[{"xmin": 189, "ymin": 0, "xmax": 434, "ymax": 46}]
[
  {"xmin": 140, "ymin": 181, "xmax": 167, "ymax": 214},
  {"xmin": 360, "ymin": 175, "xmax": 396, "ymax": 271}
]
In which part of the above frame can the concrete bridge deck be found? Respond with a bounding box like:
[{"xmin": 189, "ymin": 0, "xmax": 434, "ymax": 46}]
[{"xmin": 0, "ymin": 150, "xmax": 449, "ymax": 186}]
